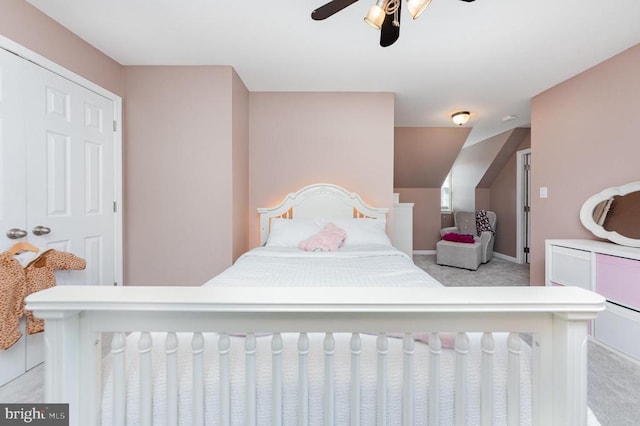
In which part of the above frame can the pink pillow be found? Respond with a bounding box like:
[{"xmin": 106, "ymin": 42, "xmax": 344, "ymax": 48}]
[{"xmin": 298, "ymin": 223, "xmax": 346, "ymax": 252}]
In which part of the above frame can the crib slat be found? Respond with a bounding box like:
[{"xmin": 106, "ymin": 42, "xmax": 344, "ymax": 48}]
[
  {"xmin": 165, "ymin": 332, "xmax": 178, "ymax": 426},
  {"xmin": 272, "ymin": 333, "xmax": 283, "ymax": 426},
  {"xmin": 403, "ymin": 333, "xmax": 415, "ymax": 426},
  {"xmin": 428, "ymin": 332, "xmax": 442, "ymax": 425},
  {"xmin": 481, "ymin": 332, "xmax": 495, "ymax": 426},
  {"xmin": 350, "ymin": 333, "xmax": 361, "ymax": 426},
  {"xmin": 455, "ymin": 332, "xmax": 470, "ymax": 426},
  {"xmin": 377, "ymin": 333, "xmax": 388, "ymax": 426},
  {"xmin": 245, "ymin": 333, "xmax": 257, "ymax": 426},
  {"xmin": 298, "ymin": 332, "xmax": 310, "ymax": 426},
  {"xmin": 218, "ymin": 333, "xmax": 231, "ymax": 425},
  {"xmin": 324, "ymin": 332, "xmax": 336, "ymax": 426},
  {"xmin": 139, "ymin": 332, "xmax": 152, "ymax": 426},
  {"xmin": 111, "ymin": 332, "xmax": 126, "ymax": 425},
  {"xmin": 192, "ymin": 332, "xmax": 205, "ymax": 426},
  {"xmin": 507, "ymin": 332, "xmax": 521, "ymax": 425}
]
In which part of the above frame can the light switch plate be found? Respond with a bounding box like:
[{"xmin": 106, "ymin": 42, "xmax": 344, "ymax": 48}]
[{"xmin": 540, "ymin": 187, "xmax": 548, "ymax": 198}]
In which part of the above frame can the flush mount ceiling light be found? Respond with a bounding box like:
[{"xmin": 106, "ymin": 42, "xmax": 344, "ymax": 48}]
[
  {"xmin": 451, "ymin": 111, "xmax": 471, "ymax": 126},
  {"xmin": 312, "ymin": 0, "xmax": 476, "ymax": 47}
]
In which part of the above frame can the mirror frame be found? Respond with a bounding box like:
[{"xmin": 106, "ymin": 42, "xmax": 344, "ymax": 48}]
[{"xmin": 579, "ymin": 181, "xmax": 640, "ymax": 248}]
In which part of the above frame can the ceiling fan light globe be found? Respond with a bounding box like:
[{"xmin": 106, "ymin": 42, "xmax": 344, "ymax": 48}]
[
  {"xmin": 407, "ymin": 0, "xmax": 432, "ymax": 19},
  {"xmin": 364, "ymin": 5, "xmax": 386, "ymax": 29}
]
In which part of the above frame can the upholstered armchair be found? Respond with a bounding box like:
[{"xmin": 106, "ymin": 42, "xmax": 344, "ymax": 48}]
[{"xmin": 436, "ymin": 210, "xmax": 497, "ymax": 270}]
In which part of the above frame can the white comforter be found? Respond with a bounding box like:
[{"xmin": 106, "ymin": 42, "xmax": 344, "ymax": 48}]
[{"xmin": 203, "ymin": 245, "xmax": 443, "ymax": 288}]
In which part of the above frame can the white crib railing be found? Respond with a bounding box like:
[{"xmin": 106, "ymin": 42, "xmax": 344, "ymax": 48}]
[{"xmin": 25, "ymin": 285, "xmax": 604, "ymax": 426}]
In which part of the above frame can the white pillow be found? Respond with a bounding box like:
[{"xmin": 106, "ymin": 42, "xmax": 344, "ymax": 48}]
[
  {"xmin": 265, "ymin": 218, "xmax": 322, "ymax": 247},
  {"xmin": 331, "ymin": 218, "xmax": 392, "ymax": 247}
]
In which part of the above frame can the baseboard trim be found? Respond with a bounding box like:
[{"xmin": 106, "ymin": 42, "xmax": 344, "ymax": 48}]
[
  {"xmin": 413, "ymin": 250, "xmax": 523, "ymax": 263},
  {"xmin": 493, "ymin": 252, "xmax": 521, "ymax": 263},
  {"xmin": 413, "ymin": 250, "xmax": 436, "ymax": 255}
]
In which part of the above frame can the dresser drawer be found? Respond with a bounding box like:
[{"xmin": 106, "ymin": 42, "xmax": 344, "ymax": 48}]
[
  {"xmin": 594, "ymin": 302, "xmax": 640, "ymax": 360},
  {"xmin": 549, "ymin": 245, "xmax": 592, "ymax": 290},
  {"xmin": 596, "ymin": 254, "xmax": 640, "ymax": 311}
]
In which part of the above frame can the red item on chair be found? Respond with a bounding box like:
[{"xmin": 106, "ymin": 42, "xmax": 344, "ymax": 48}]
[{"xmin": 442, "ymin": 232, "xmax": 476, "ymax": 244}]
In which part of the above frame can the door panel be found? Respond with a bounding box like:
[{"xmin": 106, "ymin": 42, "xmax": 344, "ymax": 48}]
[
  {"xmin": 25, "ymin": 60, "xmax": 115, "ymax": 286},
  {"xmin": 45, "ymin": 131, "xmax": 71, "ymax": 216}
]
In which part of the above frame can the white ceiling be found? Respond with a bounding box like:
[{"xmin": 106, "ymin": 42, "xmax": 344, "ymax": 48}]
[{"xmin": 26, "ymin": 0, "xmax": 640, "ymax": 146}]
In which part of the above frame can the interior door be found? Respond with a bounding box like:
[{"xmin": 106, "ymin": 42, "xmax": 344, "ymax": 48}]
[
  {"xmin": 1, "ymin": 47, "xmax": 117, "ymax": 379},
  {"xmin": 0, "ymin": 48, "xmax": 28, "ymax": 386},
  {"xmin": 24, "ymin": 57, "xmax": 115, "ymax": 287}
]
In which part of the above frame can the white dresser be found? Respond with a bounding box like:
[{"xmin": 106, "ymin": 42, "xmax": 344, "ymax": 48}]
[
  {"xmin": 392, "ymin": 194, "xmax": 414, "ymax": 258},
  {"xmin": 546, "ymin": 239, "xmax": 640, "ymax": 360}
]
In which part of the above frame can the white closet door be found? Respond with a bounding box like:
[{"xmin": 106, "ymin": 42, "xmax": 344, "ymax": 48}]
[
  {"xmin": 24, "ymin": 59, "xmax": 115, "ymax": 287},
  {"xmin": 0, "ymin": 48, "xmax": 28, "ymax": 386},
  {"xmin": 1, "ymin": 48, "xmax": 118, "ymax": 377}
]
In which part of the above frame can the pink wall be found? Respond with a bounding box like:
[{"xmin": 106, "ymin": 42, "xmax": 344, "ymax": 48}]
[
  {"xmin": 530, "ymin": 43, "xmax": 640, "ymax": 285},
  {"xmin": 124, "ymin": 66, "xmax": 239, "ymax": 285},
  {"xmin": 232, "ymin": 70, "xmax": 250, "ymax": 262},
  {"xmin": 395, "ymin": 188, "xmax": 442, "ymax": 251},
  {"xmin": 249, "ymin": 92, "xmax": 395, "ymax": 247},
  {"xmin": 0, "ymin": 0, "xmax": 123, "ymax": 96},
  {"xmin": 475, "ymin": 189, "xmax": 490, "ymax": 211}
]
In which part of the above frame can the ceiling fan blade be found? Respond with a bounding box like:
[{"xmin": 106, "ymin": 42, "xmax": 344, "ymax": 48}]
[
  {"xmin": 311, "ymin": 0, "xmax": 359, "ymax": 20},
  {"xmin": 459, "ymin": 0, "xmax": 476, "ymax": 2},
  {"xmin": 380, "ymin": 1, "xmax": 400, "ymax": 47}
]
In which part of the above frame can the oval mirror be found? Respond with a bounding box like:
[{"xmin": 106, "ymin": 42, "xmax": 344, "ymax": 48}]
[{"xmin": 579, "ymin": 182, "xmax": 640, "ymax": 247}]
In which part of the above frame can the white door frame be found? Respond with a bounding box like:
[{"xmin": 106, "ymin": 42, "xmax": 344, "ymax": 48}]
[
  {"xmin": 516, "ymin": 148, "xmax": 531, "ymax": 264},
  {"xmin": 0, "ymin": 35, "xmax": 124, "ymax": 286}
]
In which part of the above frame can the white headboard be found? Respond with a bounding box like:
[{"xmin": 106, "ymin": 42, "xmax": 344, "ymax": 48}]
[{"xmin": 258, "ymin": 183, "xmax": 389, "ymax": 246}]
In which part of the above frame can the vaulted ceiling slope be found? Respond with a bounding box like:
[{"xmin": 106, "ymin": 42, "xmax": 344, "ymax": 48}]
[
  {"xmin": 25, "ymin": 0, "xmax": 640, "ymax": 145},
  {"xmin": 453, "ymin": 128, "xmax": 529, "ymax": 191},
  {"xmin": 477, "ymin": 128, "xmax": 530, "ymax": 188}
]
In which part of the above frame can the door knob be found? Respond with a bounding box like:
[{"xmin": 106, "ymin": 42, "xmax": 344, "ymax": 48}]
[
  {"xmin": 6, "ymin": 228, "xmax": 28, "ymax": 239},
  {"xmin": 32, "ymin": 226, "xmax": 51, "ymax": 236}
]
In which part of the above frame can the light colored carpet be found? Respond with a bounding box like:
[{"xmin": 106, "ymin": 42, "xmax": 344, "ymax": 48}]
[{"xmin": 413, "ymin": 253, "xmax": 530, "ymax": 286}]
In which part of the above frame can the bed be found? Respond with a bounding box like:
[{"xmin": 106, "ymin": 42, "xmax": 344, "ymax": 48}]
[{"xmin": 25, "ymin": 183, "xmax": 605, "ymax": 425}]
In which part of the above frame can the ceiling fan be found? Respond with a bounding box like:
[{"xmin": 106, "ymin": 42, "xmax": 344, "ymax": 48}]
[{"xmin": 312, "ymin": 0, "xmax": 476, "ymax": 47}]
